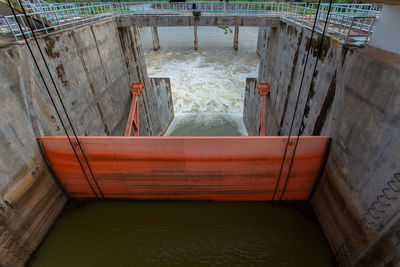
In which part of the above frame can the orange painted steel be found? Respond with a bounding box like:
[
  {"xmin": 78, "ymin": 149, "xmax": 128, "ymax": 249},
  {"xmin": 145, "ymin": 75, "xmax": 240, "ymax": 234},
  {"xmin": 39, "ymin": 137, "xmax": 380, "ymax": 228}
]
[
  {"xmin": 40, "ymin": 136, "xmax": 329, "ymax": 201},
  {"xmin": 258, "ymin": 83, "xmax": 270, "ymax": 136},
  {"xmin": 124, "ymin": 83, "xmax": 144, "ymax": 136}
]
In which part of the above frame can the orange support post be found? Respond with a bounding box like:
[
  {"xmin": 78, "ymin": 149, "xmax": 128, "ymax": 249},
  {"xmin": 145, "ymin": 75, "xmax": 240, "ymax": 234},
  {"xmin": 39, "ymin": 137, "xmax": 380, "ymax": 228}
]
[
  {"xmin": 258, "ymin": 83, "xmax": 270, "ymax": 136},
  {"xmin": 124, "ymin": 83, "xmax": 144, "ymax": 136}
]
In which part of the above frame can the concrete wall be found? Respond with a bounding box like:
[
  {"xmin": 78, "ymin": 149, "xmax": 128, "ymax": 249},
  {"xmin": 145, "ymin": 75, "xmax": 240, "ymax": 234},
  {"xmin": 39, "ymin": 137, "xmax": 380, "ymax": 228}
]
[
  {"xmin": 117, "ymin": 15, "xmax": 280, "ymax": 27},
  {"xmin": 118, "ymin": 26, "xmax": 174, "ymax": 137},
  {"xmin": 149, "ymin": 77, "xmax": 174, "ymax": 135},
  {"xmin": 0, "ymin": 18, "xmax": 173, "ymax": 266},
  {"xmin": 243, "ymin": 78, "xmax": 259, "ymax": 136},
  {"xmin": 369, "ymin": 5, "xmax": 400, "ymax": 55},
  {"xmin": 256, "ymin": 27, "xmax": 265, "ymax": 57},
  {"xmin": 246, "ymin": 22, "xmax": 400, "ymax": 266}
]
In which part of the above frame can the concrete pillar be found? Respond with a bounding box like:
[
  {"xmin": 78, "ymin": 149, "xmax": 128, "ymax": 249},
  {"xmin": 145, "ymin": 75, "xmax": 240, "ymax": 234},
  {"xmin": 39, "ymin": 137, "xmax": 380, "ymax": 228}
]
[
  {"xmin": 194, "ymin": 26, "xmax": 198, "ymax": 50},
  {"xmin": 151, "ymin": 26, "xmax": 160, "ymax": 51},
  {"xmin": 234, "ymin": 26, "xmax": 239, "ymax": 51},
  {"xmin": 256, "ymin": 27, "xmax": 267, "ymax": 57}
]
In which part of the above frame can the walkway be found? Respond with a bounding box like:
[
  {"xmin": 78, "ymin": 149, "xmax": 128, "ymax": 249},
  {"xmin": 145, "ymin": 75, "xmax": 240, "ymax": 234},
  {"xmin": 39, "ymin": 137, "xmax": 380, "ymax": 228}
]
[{"xmin": 1, "ymin": 1, "xmax": 380, "ymax": 45}]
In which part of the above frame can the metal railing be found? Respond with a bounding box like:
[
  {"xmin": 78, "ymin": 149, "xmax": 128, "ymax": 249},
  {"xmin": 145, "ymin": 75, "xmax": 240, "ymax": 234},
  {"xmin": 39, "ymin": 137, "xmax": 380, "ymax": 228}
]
[
  {"xmin": 279, "ymin": 4, "xmax": 377, "ymax": 44},
  {"xmin": 309, "ymin": 3, "xmax": 380, "ymax": 15},
  {"xmin": 0, "ymin": 1, "xmax": 381, "ymax": 45},
  {"xmin": 0, "ymin": 17, "xmax": 12, "ymax": 35},
  {"xmin": 1, "ymin": 3, "xmax": 113, "ymax": 40}
]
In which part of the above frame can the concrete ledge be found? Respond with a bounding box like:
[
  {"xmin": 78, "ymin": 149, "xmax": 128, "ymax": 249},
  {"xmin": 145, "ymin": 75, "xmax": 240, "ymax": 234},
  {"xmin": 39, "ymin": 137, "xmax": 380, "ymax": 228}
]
[{"xmin": 116, "ymin": 15, "xmax": 280, "ymax": 27}]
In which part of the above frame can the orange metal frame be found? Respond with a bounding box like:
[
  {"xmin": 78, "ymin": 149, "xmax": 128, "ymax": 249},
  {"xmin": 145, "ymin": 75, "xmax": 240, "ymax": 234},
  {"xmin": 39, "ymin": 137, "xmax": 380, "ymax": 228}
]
[
  {"xmin": 124, "ymin": 83, "xmax": 144, "ymax": 136},
  {"xmin": 258, "ymin": 83, "xmax": 270, "ymax": 136},
  {"xmin": 39, "ymin": 82, "xmax": 330, "ymax": 201},
  {"xmin": 40, "ymin": 136, "xmax": 329, "ymax": 201}
]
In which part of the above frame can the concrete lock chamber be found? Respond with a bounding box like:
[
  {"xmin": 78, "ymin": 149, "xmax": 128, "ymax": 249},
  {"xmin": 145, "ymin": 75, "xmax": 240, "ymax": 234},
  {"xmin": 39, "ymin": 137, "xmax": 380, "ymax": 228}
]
[{"xmin": 0, "ymin": 0, "xmax": 399, "ymax": 266}]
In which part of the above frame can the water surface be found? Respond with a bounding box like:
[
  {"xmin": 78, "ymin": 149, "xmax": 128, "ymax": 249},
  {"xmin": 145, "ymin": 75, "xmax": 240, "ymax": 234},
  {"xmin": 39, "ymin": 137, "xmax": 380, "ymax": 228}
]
[
  {"xmin": 29, "ymin": 27, "xmax": 336, "ymax": 267},
  {"xmin": 165, "ymin": 113, "xmax": 247, "ymax": 136},
  {"xmin": 30, "ymin": 201, "xmax": 336, "ymax": 266},
  {"xmin": 141, "ymin": 27, "xmax": 260, "ymax": 135}
]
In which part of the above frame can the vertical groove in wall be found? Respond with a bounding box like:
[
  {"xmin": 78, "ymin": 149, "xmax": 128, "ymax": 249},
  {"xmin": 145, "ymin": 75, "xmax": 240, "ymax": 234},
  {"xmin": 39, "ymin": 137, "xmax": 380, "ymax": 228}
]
[
  {"xmin": 278, "ymin": 28, "xmax": 303, "ymax": 136},
  {"xmin": 312, "ymin": 71, "xmax": 337, "ymax": 135},
  {"xmin": 70, "ymin": 31, "xmax": 110, "ymax": 136}
]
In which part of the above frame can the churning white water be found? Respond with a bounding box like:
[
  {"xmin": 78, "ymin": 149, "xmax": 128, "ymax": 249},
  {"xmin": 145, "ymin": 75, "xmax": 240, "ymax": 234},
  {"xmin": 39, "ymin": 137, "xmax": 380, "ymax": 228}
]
[{"xmin": 140, "ymin": 27, "xmax": 259, "ymax": 135}]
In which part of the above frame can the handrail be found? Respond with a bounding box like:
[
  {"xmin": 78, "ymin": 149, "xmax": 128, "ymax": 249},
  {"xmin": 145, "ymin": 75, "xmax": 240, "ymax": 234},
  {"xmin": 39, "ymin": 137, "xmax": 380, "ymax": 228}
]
[{"xmin": 1, "ymin": 2, "xmax": 381, "ymax": 45}]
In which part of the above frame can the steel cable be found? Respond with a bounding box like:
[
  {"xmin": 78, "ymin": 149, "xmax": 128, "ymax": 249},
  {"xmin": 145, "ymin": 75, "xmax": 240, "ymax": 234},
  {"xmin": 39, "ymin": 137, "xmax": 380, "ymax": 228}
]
[
  {"xmin": 279, "ymin": 0, "xmax": 333, "ymax": 201},
  {"xmin": 272, "ymin": 0, "xmax": 322, "ymax": 200},
  {"xmin": 7, "ymin": 0, "xmax": 104, "ymax": 199}
]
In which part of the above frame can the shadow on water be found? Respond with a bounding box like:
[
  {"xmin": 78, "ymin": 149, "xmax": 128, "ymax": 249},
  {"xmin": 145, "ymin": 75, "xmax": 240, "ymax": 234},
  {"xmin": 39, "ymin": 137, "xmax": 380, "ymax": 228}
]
[{"xmin": 29, "ymin": 201, "xmax": 337, "ymax": 267}]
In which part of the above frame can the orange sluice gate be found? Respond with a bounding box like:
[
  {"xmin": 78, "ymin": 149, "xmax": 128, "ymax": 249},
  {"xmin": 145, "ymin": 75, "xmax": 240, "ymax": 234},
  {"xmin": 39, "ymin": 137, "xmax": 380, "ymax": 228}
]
[{"xmin": 39, "ymin": 136, "xmax": 329, "ymax": 201}]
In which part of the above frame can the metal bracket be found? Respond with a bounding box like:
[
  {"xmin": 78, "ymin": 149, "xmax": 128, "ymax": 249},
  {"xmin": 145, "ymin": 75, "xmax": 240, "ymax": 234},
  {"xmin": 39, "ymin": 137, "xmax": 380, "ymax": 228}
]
[{"xmin": 125, "ymin": 83, "xmax": 144, "ymax": 136}]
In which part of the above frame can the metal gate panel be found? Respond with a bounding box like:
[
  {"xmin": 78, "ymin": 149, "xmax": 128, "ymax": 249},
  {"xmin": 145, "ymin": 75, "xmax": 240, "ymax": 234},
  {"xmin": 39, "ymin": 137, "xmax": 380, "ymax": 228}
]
[{"xmin": 40, "ymin": 136, "xmax": 329, "ymax": 201}]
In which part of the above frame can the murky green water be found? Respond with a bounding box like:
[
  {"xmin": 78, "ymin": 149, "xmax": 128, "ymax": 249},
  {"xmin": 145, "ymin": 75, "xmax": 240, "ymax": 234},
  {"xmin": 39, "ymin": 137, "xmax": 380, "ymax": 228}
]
[
  {"xmin": 29, "ymin": 27, "xmax": 335, "ymax": 267},
  {"xmin": 30, "ymin": 201, "xmax": 335, "ymax": 266}
]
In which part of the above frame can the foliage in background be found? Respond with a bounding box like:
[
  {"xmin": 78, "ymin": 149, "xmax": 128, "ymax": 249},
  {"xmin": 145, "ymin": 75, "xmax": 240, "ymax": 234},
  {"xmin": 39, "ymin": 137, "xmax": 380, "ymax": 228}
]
[{"xmin": 217, "ymin": 26, "xmax": 233, "ymax": 34}]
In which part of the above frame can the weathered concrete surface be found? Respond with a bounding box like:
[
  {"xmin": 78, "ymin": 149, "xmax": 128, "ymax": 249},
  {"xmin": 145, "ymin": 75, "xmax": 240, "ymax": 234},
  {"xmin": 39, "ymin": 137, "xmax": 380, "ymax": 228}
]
[
  {"xmin": 0, "ymin": 47, "xmax": 67, "ymax": 265},
  {"xmin": 116, "ymin": 15, "xmax": 280, "ymax": 27},
  {"xmin": 314, "ymin": 47, "xmax": 400, "ymax": 267},
  {"xmin": 117, "ymin": 26, "xmax": 174, "ymax": 137},
  {"xmin": 1, "ymin": 19, "xmax": 135, "ymax": 194},
  {"xmin": 194, "ymin": 25, "xmax": 198, "ymax": 50},
  {"xmin": 234, "ymin": 26, "xmax": 239, "ymax": 51},
  {"xmin": 0, "ymin": 165, "xmax": 65, "ymax": 267},
  {"xmin": 0, "ymin": 18, "xmax": 173, "ymax": 266},
  {"xmin": 247, "ymin": 21, "xmax": 400, "ymax": 266},
  {"xmin": 256, "ymin": 26, "xmax": 266, "ymax": 56},
  {"xmin": 243, "ymin": 78, "xmax": 259, "ymax": 136},
  {"xmin": 149, "ymin": 77, "xmax": 174, "ymax": 136},
  {"xmin": 243, "ymin": 77, "xmax": 280, "ymax": 137}
]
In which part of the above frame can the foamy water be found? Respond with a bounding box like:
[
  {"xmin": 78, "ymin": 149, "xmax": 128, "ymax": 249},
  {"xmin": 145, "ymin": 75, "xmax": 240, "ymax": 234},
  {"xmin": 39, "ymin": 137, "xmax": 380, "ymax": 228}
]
[
  {"xmin": 140, "ymin": 27, "xmax": 260, "ymax": 135},
  {"xmin": 164, "ymin": 113, "xmax": 248, "ymax": 136}
]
